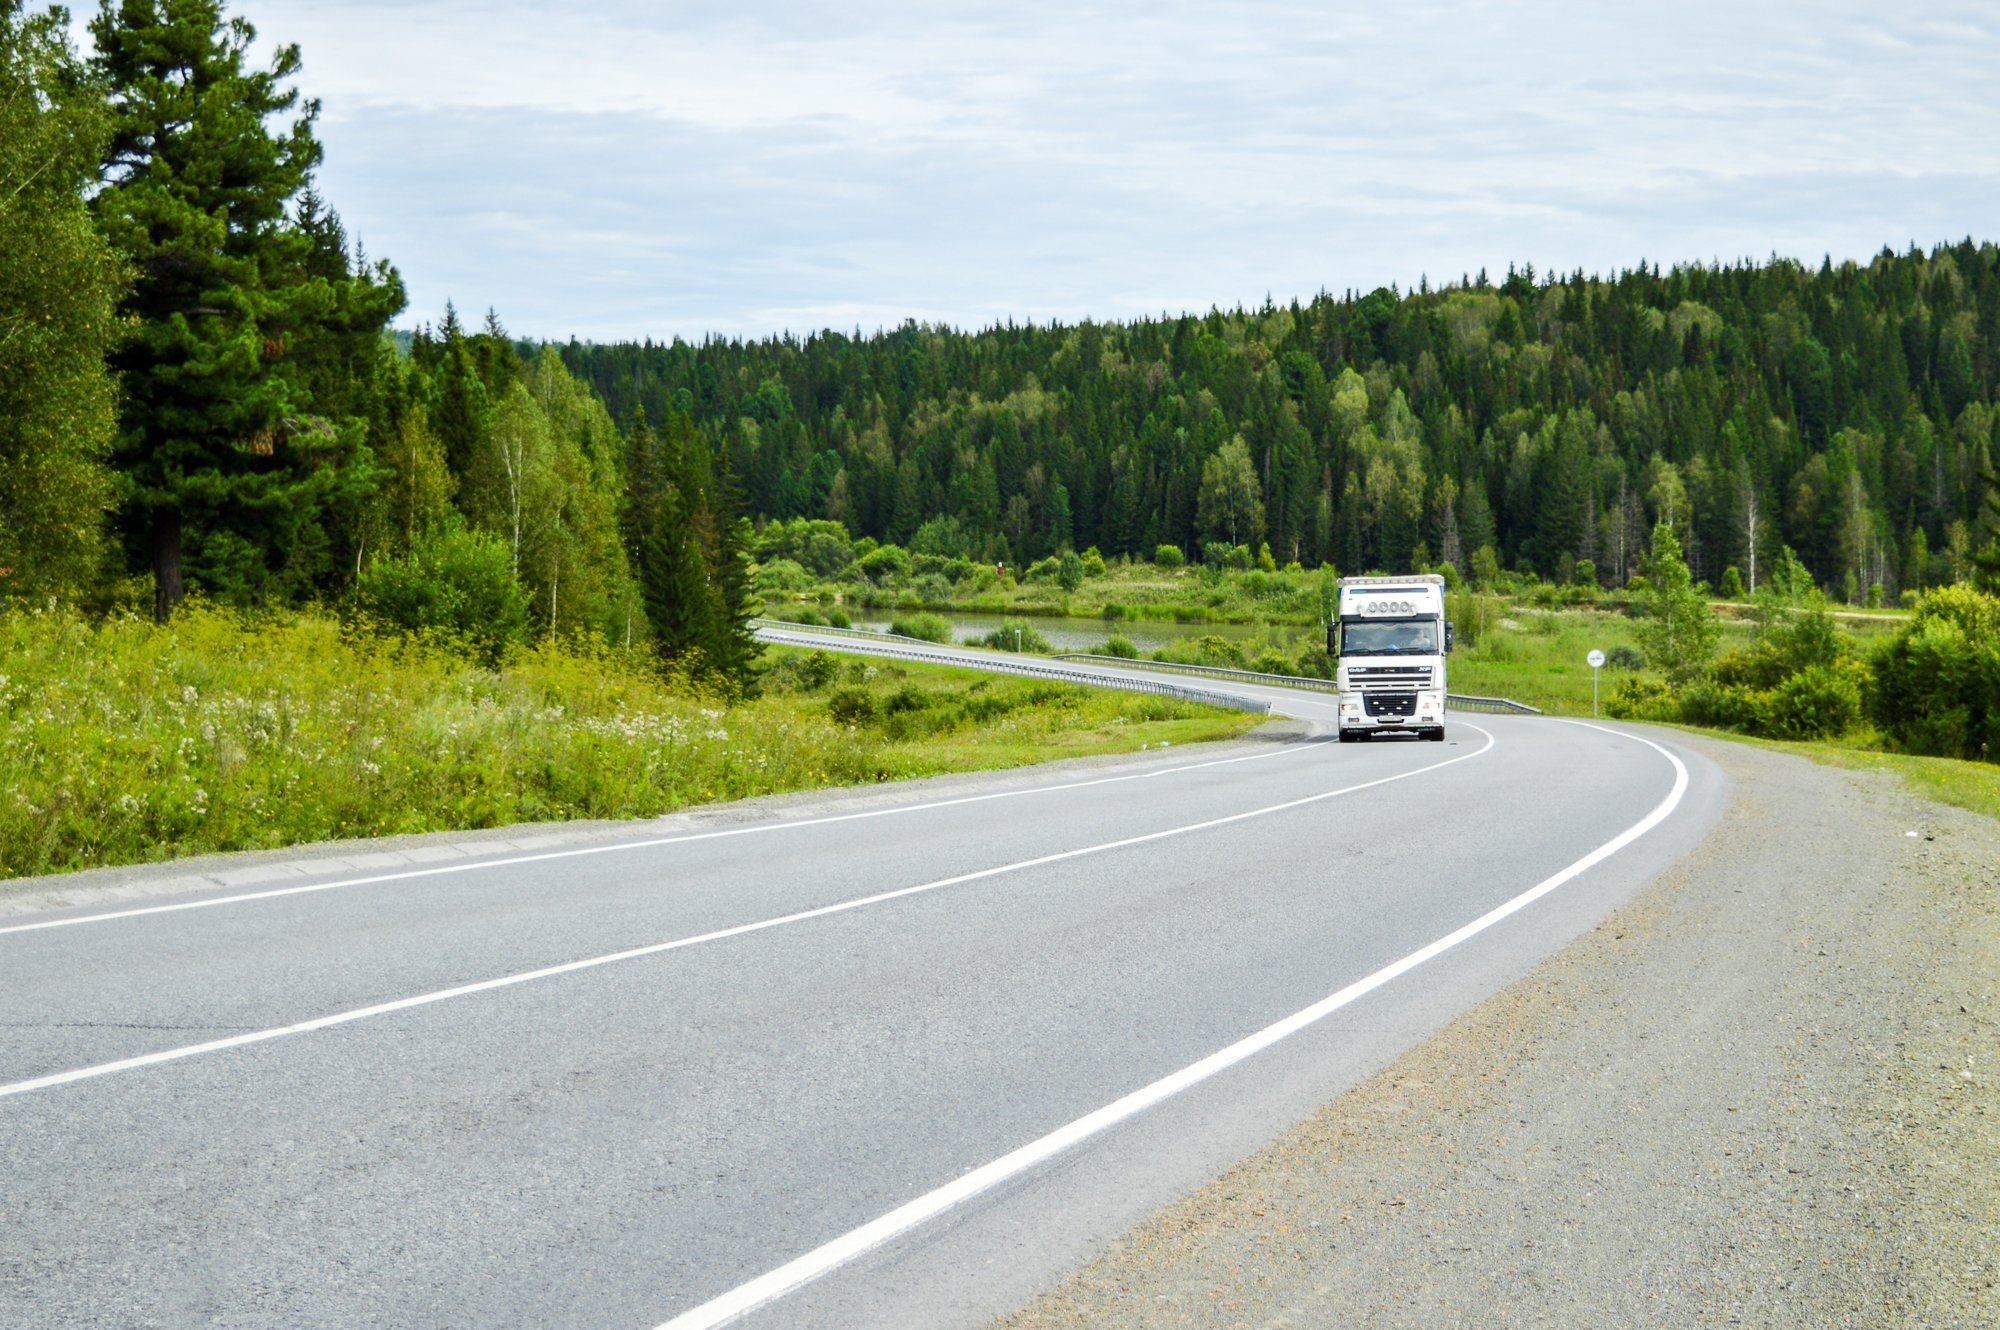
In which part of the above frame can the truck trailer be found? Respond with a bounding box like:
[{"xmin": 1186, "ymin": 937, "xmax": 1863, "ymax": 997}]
[{"xmin": 1330, "ymin": 573, "xmax": 1452, "ymax": 742}]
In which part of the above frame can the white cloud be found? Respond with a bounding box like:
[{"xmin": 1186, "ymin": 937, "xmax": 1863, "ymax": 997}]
[{"xmin": 197, "ymin": 0, "xmax": 2000, "ymax": 338}]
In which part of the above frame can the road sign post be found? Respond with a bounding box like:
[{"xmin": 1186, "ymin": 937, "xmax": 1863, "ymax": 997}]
[{"xmin": 1587, "ymin": 648, "xmax": 1605, "ymax": 716}]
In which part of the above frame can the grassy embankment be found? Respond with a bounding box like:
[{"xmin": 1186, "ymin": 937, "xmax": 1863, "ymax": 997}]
[
  {"xmin": 1442, "ymin": 598, "xmax": 2000, "ymax": 827},
  {"xmin": 0, "ymin": 606, "xmax": 1260, "ymax": 882}
]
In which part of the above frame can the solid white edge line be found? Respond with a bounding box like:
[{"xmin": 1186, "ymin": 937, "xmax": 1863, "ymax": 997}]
[
  {"xmin": 0, "ymin": 729, "xmax": 1327, "ymax": 938},
  {"xmin": 651, "ymin": 720, "xmax": 1688, "ymax": 1330},
  {"xmin": 0, "ymin": 726, "xmax": 1498, "ymax": 1101}
]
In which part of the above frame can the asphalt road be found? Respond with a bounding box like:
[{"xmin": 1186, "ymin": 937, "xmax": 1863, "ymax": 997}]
[{"xmin": 0, "ymin": 637, "xmax": 1724, "ymax": 1329}]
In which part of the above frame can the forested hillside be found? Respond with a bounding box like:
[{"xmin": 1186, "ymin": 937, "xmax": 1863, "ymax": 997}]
[{"xmin": 559, "ymin": 249, "xmax": 2000, "ymax": 600}]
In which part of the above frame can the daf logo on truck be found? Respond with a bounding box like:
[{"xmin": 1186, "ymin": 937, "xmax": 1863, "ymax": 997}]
[{"xmin": 1329, "ymin": 573, "xmax": 1453, "ymax": 743}]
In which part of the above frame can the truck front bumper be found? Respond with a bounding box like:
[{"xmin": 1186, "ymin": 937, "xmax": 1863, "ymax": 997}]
[{"xmin": 1338, "ymin": 690, "xmax": 1446, "ymax": 732}]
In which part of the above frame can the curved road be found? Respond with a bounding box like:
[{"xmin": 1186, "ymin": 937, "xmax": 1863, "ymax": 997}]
[{"xmin": 0, "ymin": 634, "xmax": 1724, "ymax": 1329}]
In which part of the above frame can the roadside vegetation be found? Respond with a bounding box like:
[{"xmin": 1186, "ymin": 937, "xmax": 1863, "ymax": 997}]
[
  {"xmin": 7, "ymin": 3, "xmax": 1999, "ymax": 878},
  {"xmin": 0, "ymin": 607, "xmax": 1256, "ymax": 882},
  {"xmin": 755, "ymin": 507, "xmax": 2000, "ymax": 775}
]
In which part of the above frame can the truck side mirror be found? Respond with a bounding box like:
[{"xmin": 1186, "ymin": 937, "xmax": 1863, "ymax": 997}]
[
  {"xmin": 1445, "ymin": 622, "xmax": 1455, "ymax": 654},
  {"xmin": 1326, "ymin": 624, "xmax": 1338, "ymax": 655}
]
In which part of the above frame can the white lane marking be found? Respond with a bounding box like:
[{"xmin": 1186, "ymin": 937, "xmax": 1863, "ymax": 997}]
[
  {"xmin": 0, "ymin": 727, "xmax": 1496, "ymax": 1100},
  {"xmin": 0, "ymin": 732, "xmax": 1331, "ymax": 938},
  {"xmin": 652, "ymin": 722, "xmax": 1688, "ymax": 1330}
]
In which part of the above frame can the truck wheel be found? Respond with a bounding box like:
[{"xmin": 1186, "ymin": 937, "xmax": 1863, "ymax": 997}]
[
  {"xmin": 1338, "ymin": 729, "xmax": 1358, "ymax": 744},
  {"xmin": 1427, "ymin": 727, "xmax": 1446, "ymax": 742}
]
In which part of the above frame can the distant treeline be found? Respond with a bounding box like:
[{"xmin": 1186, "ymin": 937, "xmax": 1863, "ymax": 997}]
[{"xmin": 557, "ymin": 246, "xmax": 2000, "ymax": 598}]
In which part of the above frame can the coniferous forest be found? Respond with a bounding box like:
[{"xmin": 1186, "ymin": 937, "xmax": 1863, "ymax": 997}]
[{"xmin": 557, "ymin": 251, "xmax": 2000, "ymax": 603}]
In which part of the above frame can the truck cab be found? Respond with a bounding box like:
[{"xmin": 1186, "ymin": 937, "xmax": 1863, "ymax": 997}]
[{"xmin": 1331, "ymin": 573, "xmax": 1451, "ymax": 743}]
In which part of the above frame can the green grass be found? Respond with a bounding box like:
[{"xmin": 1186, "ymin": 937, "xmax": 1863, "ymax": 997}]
[
  {"xmin": 1711, "ymin": 732, "xmax": 2000, "ymax": 827},
  {"xmin": 0, "ymin": 607, "xmax": 1261, "ymax": 883},
  {"xmin": 1446, "ymin": 605, "xmax": 1657, "ymax": 714}
]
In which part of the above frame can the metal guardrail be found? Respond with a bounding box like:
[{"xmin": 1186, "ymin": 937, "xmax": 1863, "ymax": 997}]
[
  {"xmin": 1441, "ymin": 693, "xmax": 1543, "ymax": 715},
  {"xmin": 751, "ymin": 624, "xmax": 1271, "ymax": 716},
  {"xmin": 1052, "ymin": 653, "xmax": 1339, "ymax": 693},
  {"xmin": 1051, "ymin": 653, "xmax": 1542, "ymax": 715},
  {"xmin": 750, "ymin": 617, "xmax": 949, "ymax": 647},
  {"xmin": 754, "ymin": 620, "xmax": 1541, "ymax": 717}
]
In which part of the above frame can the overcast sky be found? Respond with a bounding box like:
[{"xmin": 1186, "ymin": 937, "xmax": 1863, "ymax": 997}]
[{"xmin": 200, "ymin": 1, "xmax": 2000, "ymax": 343}]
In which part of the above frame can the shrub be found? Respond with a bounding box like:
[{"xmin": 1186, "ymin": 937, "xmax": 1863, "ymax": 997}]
[
  {"xmin": 1718, "ymin": 566, "xmax": 1746, "ymax": 599},
  {"xmin": 1101, "ymin": 634, "xmax": 1138, "ymax": 659},
  {"xmin": 1606, "ymin": 644, "xmax": 1647, "ymax": 671},
  {"xmin": 1604, "ymin": 675, "xmax": 1677, "ymax": 721},
  {"xmin": 1869, "ymin": 585, "xmax": 2000, "ymax": 761},
  {"xmin": 1293, "ymin": 642, "xmax": 1335, "ymax": 679},
  {"xmin": 1056, "ymin": 550, "xmax": 1086, "ymax": 592},
  {"xmin": 826, "ymin": 686, "xmax": 876, "ymax": 725},
  {"xmin": 1081, "ymin": 547, "xmax": 1106, "ymax": 577},
  {"xmin": 1154, "ymin": 634, "xmax": 1248, "ymax": 669},
  {"xmin": 975, "ymin": 619, "xmax": 1053, "ymax": 653},
  {"xmin": 753, "ymin": 558, "xmax": 812, "ymax": 592},
  {"xmin": 756, "ymin": 518, "xmax": 854, "ymax": 578},
  {"xmin": 763, "ymin": 648, "xmax": 840, "ymax": 693},
  {"xmin": 352, "ymin": 519, "xmax": 530, "ymax": 664},
  {"xmin": 912, "ymin": 572, "xmax": 952, "ymax": 605},
  {"xmin": 1756, "ymin": 662, "xmax": 1865, "ymax": 739},
  {"xmin": 1675, "ymin": 680, "xmax": 1764, "ymax": 732},
  {"xmin": 888, "ymin": 612, "xmax": 952, "ymax": 643},
  {"xmin": 1153, "ymin": 544, "xmax": 1185, "ymax": 568},
  {"xmin": 1249, "ymin": 647, "xmax": 1291, "ymax": 675},
  {"xmin": 856, "ymin": 544, "xmax": 912, "ymax": 582}
]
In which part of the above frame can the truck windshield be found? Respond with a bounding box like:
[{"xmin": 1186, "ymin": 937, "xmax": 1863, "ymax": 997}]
[{"xmin": 1340, "ymin": 619, "xmax": 1439, "ymax": 655}]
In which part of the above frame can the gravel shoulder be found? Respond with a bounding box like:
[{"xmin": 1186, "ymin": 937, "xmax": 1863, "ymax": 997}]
[{"xmin": 995, "ymin": 729, "xmax": 1999, "ymax": 1329}]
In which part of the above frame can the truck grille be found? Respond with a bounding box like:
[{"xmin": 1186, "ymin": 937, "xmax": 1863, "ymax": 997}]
[
  {"xmin": 1348, "ymin": 665, "xmax": 1434, "ymax": 690},
  {"xmin": 1362, "ymin": 691, "xmax": 1418, "ymax": 717}
]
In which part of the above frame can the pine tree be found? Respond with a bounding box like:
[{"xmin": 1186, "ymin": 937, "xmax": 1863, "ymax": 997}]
[{"xmin": 90, "ymin": 0, "xmax": 400, "ymax": 617}]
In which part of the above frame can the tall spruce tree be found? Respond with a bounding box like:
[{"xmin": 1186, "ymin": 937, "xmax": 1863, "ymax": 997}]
[
  {"xmin": 1973, "ymin": 464, "xmax": 2000, "ymax": 593},
  {"xmin": 90, "ymin": 0, "xmax": 400, "ymax": 618},
  {"xmin": 635, "ymin": 409, "xmax": 760, "ymax": 686}
]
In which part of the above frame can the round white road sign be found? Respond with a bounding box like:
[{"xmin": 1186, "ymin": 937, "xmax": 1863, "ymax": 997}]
[{"xmin": 1587, "ymin": 648, "xmax": 1606, "ymax": 669}]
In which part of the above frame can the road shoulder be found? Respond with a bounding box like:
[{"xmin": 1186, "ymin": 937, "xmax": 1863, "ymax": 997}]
[{"xmin": 994, "ymin": 730, "xmax": 1999, "ymax": 1328}]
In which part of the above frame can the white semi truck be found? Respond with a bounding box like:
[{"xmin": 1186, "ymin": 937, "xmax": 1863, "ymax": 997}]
[{"xmin": 1331, "ymin": 573, "xmax": 1452, "ymax": 742}]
